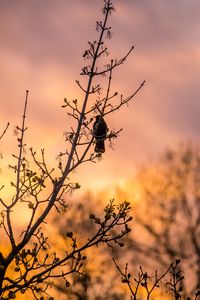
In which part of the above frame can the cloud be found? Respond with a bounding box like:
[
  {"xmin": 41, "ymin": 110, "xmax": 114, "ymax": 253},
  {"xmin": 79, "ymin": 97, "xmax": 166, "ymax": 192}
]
[{"xmin": 1, "ymin": 0, "xmax": 200, "ymax": 190}]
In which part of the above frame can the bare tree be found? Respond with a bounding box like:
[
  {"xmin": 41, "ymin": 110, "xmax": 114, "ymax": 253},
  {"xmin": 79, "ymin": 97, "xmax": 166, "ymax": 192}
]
[
  {"xmin": 114, "ymin": 258, "xmax": 200, "ymax": 300},
  {"xmin": 51, "ymin": 195, "xmax": 128, "ymax": 299},
  {"xmin": 129, "ymin": 142, "xmax": 200, "ymax": 296},
  {"xmin": 0, "ymin": 1, "xmax": 144, "ymax": 299}
]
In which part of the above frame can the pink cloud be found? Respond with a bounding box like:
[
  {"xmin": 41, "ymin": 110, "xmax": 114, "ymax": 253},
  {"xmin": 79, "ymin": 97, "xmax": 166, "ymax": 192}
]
[{"xmin": 1, "ymin": 0, "xmax": 200, "ymax": 191}]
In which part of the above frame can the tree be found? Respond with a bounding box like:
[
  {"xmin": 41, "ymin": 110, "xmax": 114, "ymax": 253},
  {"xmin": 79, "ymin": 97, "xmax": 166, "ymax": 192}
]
[
  {"xmin": 51, "ymin": 195, "xmax": 128, "ymax": 299},
  {"xmin": 129, "ymin": 142, "xmax": 200, "ymax": 297},
  {"xmin": 0, "ymin": 1, "xmax": 144, "ymax": 299},
  {"xmin": 114, "ymin": 258, "xmax": 200, "ymax": 300}
]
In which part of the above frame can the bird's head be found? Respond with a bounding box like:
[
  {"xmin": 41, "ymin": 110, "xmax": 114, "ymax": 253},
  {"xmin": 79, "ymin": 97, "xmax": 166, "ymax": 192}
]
[{"xmin": 95, "ymin": 115, "xmax": 101, "ymax": 121}]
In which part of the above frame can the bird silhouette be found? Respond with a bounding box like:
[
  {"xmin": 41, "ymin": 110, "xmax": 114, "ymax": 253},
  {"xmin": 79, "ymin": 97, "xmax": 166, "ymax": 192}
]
[{"xmin": 93, "ymin": 115, "xmax": 108, "ymax": 153}]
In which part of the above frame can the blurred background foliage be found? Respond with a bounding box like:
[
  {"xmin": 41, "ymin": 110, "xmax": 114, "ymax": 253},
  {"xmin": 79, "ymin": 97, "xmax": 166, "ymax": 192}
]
[{"xmin": 47, "ymin": 142, "xmax": 200, "ymax": 299}]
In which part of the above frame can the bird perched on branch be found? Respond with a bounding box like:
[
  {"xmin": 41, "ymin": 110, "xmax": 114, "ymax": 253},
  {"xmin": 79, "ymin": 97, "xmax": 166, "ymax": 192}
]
[{"xmin": 93, "ymin": 115, "xmax": 108, "ymax": 153}]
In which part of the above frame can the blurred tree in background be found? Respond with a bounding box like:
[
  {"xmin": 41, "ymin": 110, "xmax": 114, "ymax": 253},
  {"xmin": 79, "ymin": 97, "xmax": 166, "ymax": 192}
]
[
  {"xmin": 128, "ymin": 142, "xmax": 200, "ymax": 298},
  {"xmin": 50, "ymin": 142, "xmax": 200, "ymax": 299}
]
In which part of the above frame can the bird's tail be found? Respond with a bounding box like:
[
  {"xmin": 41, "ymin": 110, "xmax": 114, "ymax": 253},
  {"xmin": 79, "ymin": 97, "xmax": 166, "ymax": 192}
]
[{"xmin": 95, "ymin": 139, "xmax": 105, "ymax": 153}]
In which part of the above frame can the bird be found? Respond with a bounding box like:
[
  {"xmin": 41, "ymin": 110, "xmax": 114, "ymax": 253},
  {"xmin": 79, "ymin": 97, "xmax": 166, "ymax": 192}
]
[{"xmin": 93, "ymin": 115, "xmax": 108, "ymax": 153}]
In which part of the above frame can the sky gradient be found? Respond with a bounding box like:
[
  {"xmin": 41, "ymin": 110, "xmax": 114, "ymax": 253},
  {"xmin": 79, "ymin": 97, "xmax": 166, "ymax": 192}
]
[{"xmin": 1, "ymin": 0, "xmax": 200, "ymax": 194}]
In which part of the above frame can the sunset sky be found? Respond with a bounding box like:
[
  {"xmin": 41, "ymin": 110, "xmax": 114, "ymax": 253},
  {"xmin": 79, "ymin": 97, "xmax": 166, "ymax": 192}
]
[{"xmin": 1, "ymin": 0, "xmax": 200, "ymax": 195}]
